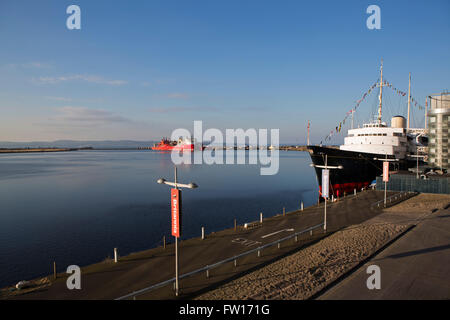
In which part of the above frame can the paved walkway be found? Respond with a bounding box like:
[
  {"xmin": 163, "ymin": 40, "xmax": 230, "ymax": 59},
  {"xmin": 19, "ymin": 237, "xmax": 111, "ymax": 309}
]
[
  {"xmin": 4, "ymin": 190, "xmax": 394, "ymax": 300},
  {"xmin": 318, "ymin": 205, "xmax": 450, "ymax": 300}
]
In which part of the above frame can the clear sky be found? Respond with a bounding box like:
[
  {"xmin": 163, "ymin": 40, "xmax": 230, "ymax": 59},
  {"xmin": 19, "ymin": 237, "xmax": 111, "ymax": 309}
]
[{"xmin": 0, "ymin": 0, "xmax": 449, "ymax": 144}]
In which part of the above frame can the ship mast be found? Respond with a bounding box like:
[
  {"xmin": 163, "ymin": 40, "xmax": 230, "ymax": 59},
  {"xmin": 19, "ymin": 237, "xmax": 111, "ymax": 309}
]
[
  {"xmin": 377, "ymin": 59, "xmax": 384, "ymax": 124},
  {"xmin": 407, "ymin": 72, "xmax": 411, "ymax": 130}
]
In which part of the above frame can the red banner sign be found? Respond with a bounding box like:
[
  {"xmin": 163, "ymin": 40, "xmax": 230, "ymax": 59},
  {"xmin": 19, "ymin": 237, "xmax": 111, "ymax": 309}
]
[
  {"xmin": 171, "ymin": 188, "xmax": 182, "ymax": 237},
  {"xmin": 383, "ymin": 162, "xmax": 389, "ymax": 182}
]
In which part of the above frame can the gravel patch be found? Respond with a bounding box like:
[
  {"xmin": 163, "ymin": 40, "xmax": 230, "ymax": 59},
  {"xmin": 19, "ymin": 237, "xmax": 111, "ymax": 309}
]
[{"xmin": 383, "ymin": 193, "xmax": 450, "ymax": 214}]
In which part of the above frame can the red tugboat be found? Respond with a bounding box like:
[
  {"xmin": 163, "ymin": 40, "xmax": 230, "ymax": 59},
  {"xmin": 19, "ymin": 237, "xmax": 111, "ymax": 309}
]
[{"xmin": 152, "ymin": 137, "xmax": 195, "ymax": 151}]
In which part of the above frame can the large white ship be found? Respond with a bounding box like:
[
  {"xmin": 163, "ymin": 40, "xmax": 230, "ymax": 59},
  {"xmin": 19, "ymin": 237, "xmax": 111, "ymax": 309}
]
[{"xmin": 308, "ymin": 60, "xmax": 428, "ymax": 198}]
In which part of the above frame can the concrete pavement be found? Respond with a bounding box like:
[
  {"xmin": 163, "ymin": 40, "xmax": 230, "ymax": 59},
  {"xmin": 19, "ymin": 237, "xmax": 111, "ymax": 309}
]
[
  {"xmin": 318, "ymin": 205, "xmax": 450, "ymax": 300},
  {"xmin": 4, "ymin": 190, "xmax": 397, "ymax": 300}
]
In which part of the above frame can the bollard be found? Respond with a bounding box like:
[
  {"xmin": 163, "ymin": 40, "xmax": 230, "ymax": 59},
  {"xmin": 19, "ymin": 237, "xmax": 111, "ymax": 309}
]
[
  {"xmin": 257, "ymin": 250, "xmax": 261, "ymax": 257},
  {"xmin": 332, "ymin": 195, "xmax": 334, "ymax": 202},
  {"xmin": 310, "ymin": 229, "xmax": 313, "ymax": 236},
  {"xmin": 354, "ymin": 188, "xmax": 356, "ymax": 196},
  {"xmin": 301, "ymin": 201, "xmax": 304, "ymax": 211},
  {"xmin": 53, "ymin": 261, "xmax": 57, "ymax": 280},
  {"xmin": 295, "ymin": 235, "xmax": 298, "ymax": 242},
  {"xmin": 278, "ymin": 242, "xmax": 281, "ymax": 249},
  {"xmin": 163, "ymin": 236, "xmax": 166, "ymax": 249},
  {"xmin": 283, "ymin": 207, "xmax": 285, "ymax": 216},
  {"xmin": 234, "ymin": 259, "xmax": 237, "ymax": 267},
  {"xmin": 234, "ymin": 219, "xmax": 237, "ymax": 231},
  {"xmin": 206, "ymin": 269, "xmax": 209, "ymax": 278},
  {"xmin": 260, "ymin": 212, "xmax": 263, "ymax": 224},
  {"xmin": 114, "ymin": 248, "xmax": 118, "ymax": 263},
  {"xmin": 202, "ymin": 227, "xmax": 205, "ymax": 240}
]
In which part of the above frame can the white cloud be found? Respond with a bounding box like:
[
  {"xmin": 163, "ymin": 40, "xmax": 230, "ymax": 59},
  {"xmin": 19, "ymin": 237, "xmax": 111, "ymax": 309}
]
[
  {"xmin": 4, "ymin": 62, "xmax": 52, "ymax": 69},
  {"xmin": 49, "ymin": 106, "xmax": 132, "ymax": 126},
  {"xmin": 34, "ymin": 74, "xmax": 128, "ymax": 86},
  {"xmin": 45, "ymin": 96, "xmax": 73, "ymax": 102},
  {"xmin": 166, "ymin": 93, "xmax": 190, "ymax": 99},
  {"xmin": 148, "ymin": 106, "xmax": 218, "ymax": 113}
]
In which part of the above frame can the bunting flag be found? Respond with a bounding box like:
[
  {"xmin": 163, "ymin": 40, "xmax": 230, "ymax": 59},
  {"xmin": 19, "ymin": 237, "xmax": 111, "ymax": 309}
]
[
  {"xmin": 322, "ymin": 82, "xmax": 377, "ymax": 142},
  {"xmin": 383, "ymin": 78, "xmax": 426, "ymax": 110},
  {"xmin": 322, "ymin": 77, "xmax": 427, "ymax": 143}
]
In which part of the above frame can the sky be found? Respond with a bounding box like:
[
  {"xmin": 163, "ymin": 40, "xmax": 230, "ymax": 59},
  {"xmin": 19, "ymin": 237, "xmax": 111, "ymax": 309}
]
[{"xmin": 0, "ymin": 0, "xmax": 449, "ymax": 144}]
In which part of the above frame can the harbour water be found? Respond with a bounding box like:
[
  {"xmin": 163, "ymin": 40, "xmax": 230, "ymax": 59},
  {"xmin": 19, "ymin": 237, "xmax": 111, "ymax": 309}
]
[{"xmin": 0, "ymin": 150, "xmax": 317, "ymax": 288}]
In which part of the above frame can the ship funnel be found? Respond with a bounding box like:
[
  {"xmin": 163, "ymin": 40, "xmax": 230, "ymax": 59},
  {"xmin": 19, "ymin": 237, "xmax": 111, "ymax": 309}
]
[{"xmin": 391, "ymin": 115, "xmax": 406, "ymax": 128}]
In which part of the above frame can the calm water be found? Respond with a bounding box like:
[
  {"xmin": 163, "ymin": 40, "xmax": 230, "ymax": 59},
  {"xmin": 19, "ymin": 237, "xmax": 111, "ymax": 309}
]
[{"xmin": 0, "ymin": 150, "xmax": 318, "ymax": 287}]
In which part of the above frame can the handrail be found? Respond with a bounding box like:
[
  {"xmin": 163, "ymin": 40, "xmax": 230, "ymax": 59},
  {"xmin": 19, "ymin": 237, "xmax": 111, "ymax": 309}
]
[
  {"xmin": 115, "ymin": 222, "xmax": 324, "ymax": 300},
  {"xmin": 370, "ymin": 191, "xmax": 416, "ymax": 208}
]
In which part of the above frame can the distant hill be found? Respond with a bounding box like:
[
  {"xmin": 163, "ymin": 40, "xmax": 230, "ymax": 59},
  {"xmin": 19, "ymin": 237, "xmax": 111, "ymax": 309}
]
[{"xmin": 0, "ymin": 140, "xmax": 157, "ymax": 149}]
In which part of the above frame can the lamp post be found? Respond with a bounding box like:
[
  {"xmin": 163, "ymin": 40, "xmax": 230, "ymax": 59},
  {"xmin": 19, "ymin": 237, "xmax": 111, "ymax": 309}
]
[
  {"xmin": 157, "ymin": 166, "xmax": 198, "ymax": 297},
  {"xmin": 310, "ymin": 155, "xmax": 343, "ymax": 232},
  {"xmin": 410, "ymin": 154, "xmax": 424, "ymax": 179},
  {"xmin": 374, "ymin": 155, "xmax": 399, "ymax": 207}
]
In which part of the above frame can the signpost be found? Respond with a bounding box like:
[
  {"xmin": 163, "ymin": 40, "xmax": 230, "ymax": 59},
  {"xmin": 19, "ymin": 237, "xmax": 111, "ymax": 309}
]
[
  {"xmin": 322, "ymin": 169, "xmax": 329, "ymax": 232},
  {"xmin": 373, "ymin": 155, "xmax": 398, "ymax": 208},
  {"xmin": 171, "ymin": 188, "xmax": 181, "ymax": 238},
  {"xmin": 322, "ymin": 169, "xmax": 330, "ymax": 198},
  {"xmin": 383, "ymin": 161, "xmax": 389, "ymax": 207},
  {"xmin": 157, "ymin": 167, "xmax": 198, "ymax": 297},
  {"xmin": 310, "ymin": 154, "xmax": 343, "ymax": 233}
]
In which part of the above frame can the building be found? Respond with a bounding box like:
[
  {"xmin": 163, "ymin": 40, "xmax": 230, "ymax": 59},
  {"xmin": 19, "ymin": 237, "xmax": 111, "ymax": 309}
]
[{"xmin": 427, "ymin": 92, "xmax": 450, "ymax": 170}]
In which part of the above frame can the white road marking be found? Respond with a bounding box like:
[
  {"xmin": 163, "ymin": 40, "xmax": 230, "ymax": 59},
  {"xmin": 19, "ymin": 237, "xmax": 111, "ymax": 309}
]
[
  {"xmin": 261, "ymin": 228, "xmax": 294, "ymax": 239},
  {"xmin": 231, "ymin": 238, "xmax": 262, "ymax": 247}
]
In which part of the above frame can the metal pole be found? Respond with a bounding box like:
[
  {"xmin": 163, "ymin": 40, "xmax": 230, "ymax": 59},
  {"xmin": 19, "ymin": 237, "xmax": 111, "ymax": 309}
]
[
  {"xmin": 174, "ymin": 166, "xmax": 179, "ymax": 297},
  {"xmin": 260, "ymin": 212, "xmax": 263, "ymax": 224},
  {"xmin": 201, "ymin": 227, "xmax": 205, "ymax": 240},
  {"xmin": 324, "ymin": 154, "xmax": 327, "ymax": 232},
  {"xmin": 175, "ymin": 236, "xmax": 178, "ymax": 296},
  {"xmin": 53, "ymin": 261, "xmax": 57, "ymax": 280},
  {"xmin": 416, "ymin": 152, "xmax": 419, "ymax": 179},
  {"xmin": 301, "ymin": 201, "xmax": 304, "ymax": 211},
  {"xmin": 114, "ymin": 248, "xmax": 118, "ymax": 263},
  {"xmin": 384, "ymin": 155, "xmax": 387, "ymax": 207}
]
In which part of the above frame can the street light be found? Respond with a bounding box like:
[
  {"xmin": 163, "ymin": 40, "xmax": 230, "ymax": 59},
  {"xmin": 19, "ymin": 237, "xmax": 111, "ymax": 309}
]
[
  {"xmin": 157, "ymin": 166, "xmax": 198, "ymax": 297},
  {"xmin": 310, "ymin": 154, "xmax": 343, "ymax": 232},
  {"xmin": 373, "ymin": 155, "xmax": 399, "ymax": 207}
]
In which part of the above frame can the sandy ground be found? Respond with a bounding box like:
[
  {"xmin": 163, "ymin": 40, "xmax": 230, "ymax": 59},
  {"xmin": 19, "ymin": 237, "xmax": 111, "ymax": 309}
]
[
  {"xmin": 196, "ymin": 194, "xmax": 450, "ymax": 300},
  {"xmin": 383, "ymin": 193, "xmax": 450, "ymax": 214}
]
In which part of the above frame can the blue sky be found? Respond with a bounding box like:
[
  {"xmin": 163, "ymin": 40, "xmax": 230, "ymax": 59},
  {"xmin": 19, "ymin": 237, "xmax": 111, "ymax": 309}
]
[{"xmin": 0, "ymin": 0, "xmax": 449, "ymax": 143}]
